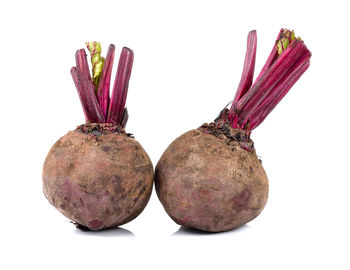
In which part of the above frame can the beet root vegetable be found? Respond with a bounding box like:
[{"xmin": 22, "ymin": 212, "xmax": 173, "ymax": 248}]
[
  {"xmin": 156, "ymin": 29, "xmax": 311, "ymax": 232},
  {"xmin": 43, "ymin": 42, "xmax": 154, "ymax": 230},
  {"xmin": 43, "ymin": 130, "xmax": 153, "ymax": 230},
  {"xmin": 156, "ymin": 129, "xmax": 268, "ymax": 232}
]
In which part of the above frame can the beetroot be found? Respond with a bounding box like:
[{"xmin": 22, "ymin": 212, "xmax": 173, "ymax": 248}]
[
  {"xmin": 156, "ymin": 29, "xmax": 311, "ymax": 232},
  {"xmin": 43, "ymin": 42, "xmax": 153, "ymax": 231}
]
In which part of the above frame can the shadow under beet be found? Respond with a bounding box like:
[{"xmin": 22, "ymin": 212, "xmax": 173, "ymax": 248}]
[
  {"xmin": 171, "ymin": 224, "xmax": 249, "ymax": 236},
  {"xmin": 72, "ymin": 222, "xmax": 135, "ymax": 237}
]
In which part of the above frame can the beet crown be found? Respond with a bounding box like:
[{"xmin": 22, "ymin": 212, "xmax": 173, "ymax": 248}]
[
  {"xmin": 217, "ymin": 29, "xmax": 311, "ymax": 132},
  {"xmin": 71, "ymin": 42, "xmax": 134, "ymax": 127}
]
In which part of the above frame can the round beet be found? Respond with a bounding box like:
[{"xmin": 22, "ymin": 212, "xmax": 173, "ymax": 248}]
[
  {"xmin": 156, "ymin": 129, "xmax": 268, "ymax": 232},
  {"xmin": 43, "ymin": 128, "xmax": 153, "ymax": 230},
  {"xmin": 43, "ymin": 42, "xmax": 154, "ymax": 230},
  {"xmin": 155, "ymin": 29, "xmax": 311, "ymax": 232}
]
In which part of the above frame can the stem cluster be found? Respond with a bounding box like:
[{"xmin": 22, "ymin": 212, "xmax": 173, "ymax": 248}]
[
  {"xmin": 71, "ymin": 43, "xmax": 134, "ymax": 127},
  {"xmin": 228, "ymin": 29, "xmax": 311, "ymax": 131}
]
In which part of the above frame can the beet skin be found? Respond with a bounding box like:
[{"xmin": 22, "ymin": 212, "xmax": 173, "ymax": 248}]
[
  {"xmin": 43, "ymin": 130, "xmax": 154, "ymax": 230},
  {"xmin": 155, "ymin": 129, "xmax": 268, "ymax": 232}
]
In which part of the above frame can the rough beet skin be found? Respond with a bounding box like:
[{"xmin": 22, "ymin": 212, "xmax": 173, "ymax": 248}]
[
  {"xmin": 155, "ymin": 29, "xmax": 311, "ymax": 232},
  {"xmin": 43, "ymin": 129, "xmax": 153, "ymax": 230}
]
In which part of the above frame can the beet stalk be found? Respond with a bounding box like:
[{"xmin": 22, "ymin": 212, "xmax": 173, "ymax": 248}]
[
  {"xmin": 96, "ymin": 44, "xmax": 115, "ymax": 119},
  {"xmin": 43, "ymin": 42, "xmax": 153, "ymax": 231},
  {"xmin": 155, "ymin": 29, "xmax": 311, "ymax": 232},
  {"xmin": 107, "ymin": 47, "xmax": 134, "ymax": 124}
]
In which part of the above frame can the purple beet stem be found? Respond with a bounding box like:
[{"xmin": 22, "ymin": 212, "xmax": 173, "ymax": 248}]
[
  {"xmin": 107, "ymin": 47, "xmax": 134, "ymax": 124},
  {"xmin": 97, "ymin": 44, "xmax": 115, "ymax": 119},
  {"xmin": 71, "ymin": 67, "xmax": 88, "ymax": 122},
  {"xmin": 229, "ymin": 32, "xmax": 311, "ymax": 131},
  {"xmin": 237, "ymin": 40, "xmax": 309, "ymax": 125},
  {"xmin": 229, "ymin": 30, "xmax": 257, "ymax": 128},
  {"xmin": 230, "ymin": 30, "xmax": 257, "ymax": 112},
  {"xmin": 72, "ymin": 49, "xmax": 105, "ymax": 123},
  {"xmin": 249, "ymin": 58, "xmax": 310, "ymax": 129},
  {"xmin": 120, "ymin": 108, "xmax": 129, "ymax": 128},
  {"xmin": 71, "ymin": 45, "xmax": 134, "ymax": 126},
  {"xmin": 252, "ymin": 29, "xmax": 283, "ymax": 84}
]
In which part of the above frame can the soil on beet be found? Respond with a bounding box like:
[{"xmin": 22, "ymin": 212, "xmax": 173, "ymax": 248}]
[{"xmin": 75, "ymin": 122, "xmax": 134, "ymax": 137}]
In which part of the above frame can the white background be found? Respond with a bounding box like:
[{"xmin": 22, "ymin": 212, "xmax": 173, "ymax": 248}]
[{"xmin": 1, "ymin": 0, "xmax": 349, "ymax": 269}]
